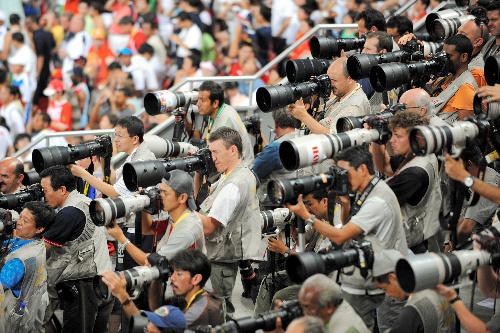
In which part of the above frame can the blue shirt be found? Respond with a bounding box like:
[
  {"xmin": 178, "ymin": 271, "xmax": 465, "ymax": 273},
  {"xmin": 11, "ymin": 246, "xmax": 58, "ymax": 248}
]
[
  {"xmin": 0, "ymin": 238, "xmax": 34, "ymax": 297},
  {"xmin": 251, "ymin": 140, "xmax": 283, "ymax": 181}
]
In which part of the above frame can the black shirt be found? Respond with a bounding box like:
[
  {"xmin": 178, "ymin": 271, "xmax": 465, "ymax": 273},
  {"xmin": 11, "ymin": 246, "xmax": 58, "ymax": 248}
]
[
  {"xmin": 43, "ymin": 206, "xmax": 86, "ymax": 247},
  {"xmin": 387, "ymin": 156, "xmax": 429, "ymax": 206},
  {"xmin": 390, "ymin": 306, "xmax": 424, "ymax": 333}
]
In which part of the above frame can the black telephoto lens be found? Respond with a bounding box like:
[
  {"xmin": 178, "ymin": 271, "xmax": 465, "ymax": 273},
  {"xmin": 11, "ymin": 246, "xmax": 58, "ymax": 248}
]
[
  {"xmin": 485, "ymin": 55, "xmax": 500, "ymax": 86},
  {"xmin": 22, "ymin": 170, "xmax": 40, "ymax": 186},
  {"xmin": 309, "ymin": 36, "xmax": 365, "ymax": 59},
  {"xmin": 286, "ymin": 58, "xmax": 332, "ymax": 83}
]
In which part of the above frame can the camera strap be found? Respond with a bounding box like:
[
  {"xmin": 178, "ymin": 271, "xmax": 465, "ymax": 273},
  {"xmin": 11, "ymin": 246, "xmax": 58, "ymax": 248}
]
[
  {"xmin": 347, "ymin": 176, "xmax": 380, "ymax": 222},
  {"xmin": 204, "ymin": 104, "xmax": 225, "ymax": 140}
]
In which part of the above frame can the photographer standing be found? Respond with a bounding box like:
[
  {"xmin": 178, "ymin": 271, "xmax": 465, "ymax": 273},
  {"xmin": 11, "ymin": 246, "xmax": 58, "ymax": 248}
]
[
  {"xmin": 371, "ymin": 111, "xmax": 442, "ymax": 253},
  {"xmin": 40, "ymin": 166, "xmax": 112, "ymax": 333},
  {"xmin": 288, "ymin": 57, "xmax": 370, "ymax": 134},
  {"xmin": 1, "ymin": 202, "xmax": 55, "ymax": 333},
  {"xmin": 197, "ymin": 127, "xmax": 261, "ymax": 316},
  {"xmin": 195, "ymin": 81, "xmax": 254, "ymax": 165},
  {"xmin": 286, "ymin": 145, "xmax": 408, "ymax": 330}
]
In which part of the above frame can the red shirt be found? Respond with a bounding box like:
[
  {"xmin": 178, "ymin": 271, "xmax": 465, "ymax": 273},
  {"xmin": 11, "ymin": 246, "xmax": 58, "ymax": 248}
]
[{"xmin": 47, "ymin": 99, "xmax": 72, "ymax": 132}]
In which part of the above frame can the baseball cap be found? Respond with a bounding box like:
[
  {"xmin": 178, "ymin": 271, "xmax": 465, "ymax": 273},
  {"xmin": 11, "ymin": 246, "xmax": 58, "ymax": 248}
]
[
  {"xmin": 8, "ymin": 56, "xmax": 26, "ymax": 66},
  {"xmin": 372, "ymin": 249, "xmax": 403, "ymax": 278},
  {"xmin": 140, "ymin": 305, "xmax": 186, "ymax": 329},
  {"xmin": 43, "ymin": 79, "xmax": 64, "ymax": 96},
  {"xmin": 118, "ymin": 47, "xmax": 133, "ymax": 56},
  {"xmin": 162, "ymin": 170, "xmax": 197, "ymax": 210}
]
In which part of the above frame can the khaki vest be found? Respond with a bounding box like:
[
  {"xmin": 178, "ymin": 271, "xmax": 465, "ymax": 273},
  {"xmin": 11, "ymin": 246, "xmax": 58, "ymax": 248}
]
[
  {"xmin": 432, "ymin": 70, "xmax": 478, "ymax": 124},
  {"xmin": 388, "ymin": 155, "xmax": 442, "ymax": 247},
  {"xmin": 327, "ymin": 300, "xmax": 370, "ymax": 333},
  {"xmin": 469, "ymin": 53, "xmax": 485, "ymax": 70},
  {"xmin": 406, "ymin": 290, "xmax": 454, "ymax": 333},
  {"xmin": 3, "ymin": 240, "xmax": 47, "ymax": 333},
  {"xmin": 200, "ymin": 164, "xmax": 261, "ymax": 262}
]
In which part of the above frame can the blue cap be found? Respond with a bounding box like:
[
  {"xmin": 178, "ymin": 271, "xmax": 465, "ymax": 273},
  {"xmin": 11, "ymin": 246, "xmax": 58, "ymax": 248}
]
[
  {"xmin": 118, "ymin": 47, "xmax": 133, "ymax": 56},
  {"xmin": 140, "ymin": 305, "xmax": 186, "ymax": 329}
]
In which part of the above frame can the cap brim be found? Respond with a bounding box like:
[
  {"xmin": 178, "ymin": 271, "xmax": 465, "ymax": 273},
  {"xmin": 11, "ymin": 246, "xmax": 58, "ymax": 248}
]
[
  {"xmin": 43, "ymin": 87, "xmax": 56, "ymax": 96},
  {"xmin": 141, "ymin": 311, "xmax": 170, "ymax": 328}
]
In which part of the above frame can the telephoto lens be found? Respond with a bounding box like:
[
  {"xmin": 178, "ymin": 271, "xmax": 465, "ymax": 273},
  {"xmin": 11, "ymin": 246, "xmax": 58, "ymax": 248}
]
[
  {"xmin": 89, "ymin": 188, "xmax": 162, "ymax": 227},
  {"xmin": 123, "ymin": 148, "xmax": 215, "ymax": 191},
  {"xmin": 0, "ymin": 184, "xmax": 44, "ymax": 211},
  {"xmin": 286, "ymin": 58, "xmax": 332, "ymax": 83},
  {"xmin": 395, "ymin": 250, "xmax": 492, "ymax": 293},
  {"xmin": 22, "ymin": 170, "xmax": 40, "ymax": 186},
  {"xmin": 346, "ymin": 51, "xmax": 423, "ymax": 80},
  {"xmin": 485, "ymin": 55, "xmax": 500, "ymax": 86},
  {"xmin": 256, "ymin": 74, "xmax": 331, "ymax": 113},
  {"xmin": 429, "ymin": 15, "xmax": 475, "ymax": 41},
  {"xmin": 279, "ymin": 129, "xmax": 382, "ymax": 170},
  {"xmin": 32, "ymin": 135, "xmax": 113, "ymax": 173},
  {"xmin": 143, "ymin": 135, "xmax": 198, "ymax": 159},
  {"xmin": 473, "ymin": 93, "xmax": 500, "ymax": 120},
  {"xmin": 144, "ymin": 90, "xmax": 198, "ymax": 115},
  {"xmin": 309, "ymin": 36, "xmax": 365, "ymax": 59},
  {"xmin": 409, "ymin": 120, "xmax": 488, "ymax": 156},
  {"xmin": 336, "ymin": 104, "xmax": 407, "ymax": 132},
  {"xmin": 260, "ymin": 208, "xmax": 295, "ymax": 233},
  {"xmin": 286, "ymin": 240, "xmax": 374, "ymax": 283},
  {"xmin": 425, "ymin": 9, "xmax": 466, "ymax": 39}
]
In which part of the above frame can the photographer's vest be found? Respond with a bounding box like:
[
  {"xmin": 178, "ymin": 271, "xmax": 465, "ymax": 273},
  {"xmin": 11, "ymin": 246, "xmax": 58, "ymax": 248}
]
[
  {"xmin": 387, "ymin": 155, "xmax": 442, "ymax": 248},
  {"xmin": 200, "ymin": 164, "xmax": 261, "ymax": 262},
  {"xmin": 431, "ymin": 70, "xmax": 478, "ymax": 124},
  {"xmin": 3, "ymin": 240, "xmax": 47, "ymax": 333},
  {"xmin": 46, "ymin": 191, "xmax": 111, "ymax": 292},
  {"xmin": 202, "ymin": 104, "xmax": 254, "ymax": 165},
  {"xmin": 406, "ymin": 290, "xmax": 454, "ymax": 333}
]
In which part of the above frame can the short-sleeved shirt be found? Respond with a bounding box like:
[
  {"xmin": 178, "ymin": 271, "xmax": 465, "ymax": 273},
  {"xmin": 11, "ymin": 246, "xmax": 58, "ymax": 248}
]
[
  {"xmin": 464, "ymin": 167, "xmax": 500, "ymax": 225},
  {"xmin": 43, "ymin": 207, "xmax": 86, "ymax": 247},
  {"xmin": 207, "ymin": 181, "xmax": 241, "ymax": 227},
  {"xmin": 440, "ymin": 79, "xmax": 475, "ymax": 114}
]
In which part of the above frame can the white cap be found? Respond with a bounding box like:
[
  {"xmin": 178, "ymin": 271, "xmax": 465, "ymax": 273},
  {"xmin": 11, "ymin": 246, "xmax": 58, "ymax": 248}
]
[{"xmin": 8, "ymin": 56, "xmax": 26, "ymax": 66}]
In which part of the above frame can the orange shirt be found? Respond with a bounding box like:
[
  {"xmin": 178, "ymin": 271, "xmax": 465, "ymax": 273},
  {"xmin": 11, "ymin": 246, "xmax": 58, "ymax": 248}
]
[
  {"xmin": 471, "ymin": 68, "xmax": 487, "ymax": 88},
  {"xmin": 87, "ymin": 43, "xmax": 115, "ymax": 86},
  {"xmin": 440, "ymin": 77, "xmax": 475, "ymax": 114}
]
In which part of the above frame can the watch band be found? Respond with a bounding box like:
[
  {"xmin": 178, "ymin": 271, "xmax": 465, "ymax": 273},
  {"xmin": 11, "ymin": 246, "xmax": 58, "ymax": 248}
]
[
  {"xmin": 449, "ymin": 296, "xmax": 461, "ymax": 305},
  {"xmin": 463, "ymin": 175, "xmax": 474, "ymax": 188},
  {"xmin": 305, "ymin": 214, "xmax": 316, "ymax": 226}
]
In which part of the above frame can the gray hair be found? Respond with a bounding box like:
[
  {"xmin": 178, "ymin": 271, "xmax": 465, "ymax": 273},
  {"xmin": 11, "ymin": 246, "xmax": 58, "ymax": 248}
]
[
  {"xmin": 288, "ymin": 316, "xmax": 326, "ymax": 333},
  {"xmin": 413, "ymin": 90, "xmax": 433, "ymax": 116},
  {"xmin": 273, "ymin": 107, "xmax": 299, "ymax": 129},
  {"xmin": 300, "ymin": 274, "xmax": 343, "ymax": 308}
]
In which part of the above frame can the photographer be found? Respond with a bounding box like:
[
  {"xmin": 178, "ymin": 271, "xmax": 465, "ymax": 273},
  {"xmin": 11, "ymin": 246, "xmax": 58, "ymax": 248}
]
[
  {"xmin": 1, "ymin": 202, "xmax": 55, "ymax": 333},
  {"xmin": 101, "ymin": 249, "xmax": 223, "ymax": 329},
  {"xmin": 40, "ymin": 166, "xmax": 112, "ymax": 332},
  {"xmin": 374, "ymin": 250, "xmax": 455, "ymax": 333},
  {"xmin": 432, "ymin": 34, "xmax": 477, "ymax": 122},
  {"xmin": 399, "ymin": 88, "xmax": 448, "ymax": 126},
  {"xmin": 0, "ymin": 157, "xmax": 24, "ymax": 195},
  {"xmin": 286, "ymin": 145, "xmax": 408, "ymax": 329},
  {"xmin": 457, "ymin": 18, "xmax": 488, "ymax": 87},
  {"xmin": 298, "ymin": 274, "xmax": 369, "ymax": 333},
  {"xmin": 288, "ymin": 57, "xmax": 370, "ymax": 134},
  {"xmin": 483, "ymin": 0, "xmax": 500, "ymax": 59},
  {"xmin": 356, "ymin": 8, "xmax": 387, "ymax": 36},
  {"xmin": 197, "ymin": 127, "xmax": 261, "ymax": 316},
  {"xmin": 195, "ymin": 81, "xmax": 254, "ymax": 165},
  {"xmin": 386, "ymin": 15, "xmax": 413, "ymax": 45},
  {"xmin": 371, "ymin": 111, "xmax": 442, "ymax": 253},
  {"xmin": 254, "ymin": 189, "xmax": 330, "ymax": 315}
]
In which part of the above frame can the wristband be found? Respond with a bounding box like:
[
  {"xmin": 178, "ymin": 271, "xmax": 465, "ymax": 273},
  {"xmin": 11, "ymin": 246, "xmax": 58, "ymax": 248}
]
[
  {"xmin": 118, "ymin": 239, "xmax": 131, "ymax": 253},
  {"xmin": 449, "ymin": 296, "xmax": 461, "ymax": 304},
  {"xmin": 305, "ymin": 214, "xmax": 316, "ymax": 226}
]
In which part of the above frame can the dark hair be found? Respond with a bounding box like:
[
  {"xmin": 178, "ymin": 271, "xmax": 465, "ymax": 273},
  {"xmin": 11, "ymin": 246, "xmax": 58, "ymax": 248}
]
[
  {"xmin": 356, "ymin": 8, "xmax": 386, "ymax": 32},
  {"xmin": 273, "ymin": 108, "xmax": 299, "ymax": 129},
  {"xmin": 37, "ymin": 112, "xmax": 51, "ymax": 126},
  {"xmin": 260, "ymin": 4, "xmax": 272, "ymax": 22},
  {"xmin": 461, "ymin": 144, "xmax": 485, "ymax": 167},
  {"xmin": 119, "ymin": 16, "xmax": 134, "ymax": 25},
  {"xmin": 39, "ymin": 166, "xmax": 77, "ymax": 192},
  {"xmin": 108, "ymin": 61, "xmax": 122, "ymax": 71},
  {"xmin": 389, "ymin": 109, "xmax": 429, "ymax": 131},
  {"xmin": 141, "ymin": 19, "xmax": 158, "ymax": 30},
  {"xmin": 185, "ymin": 53, "xmax": 201, "ymax": 69},
  {"xmin": 208, "ymin": 127, "xmax": 243, "ymax": 156},
  {"xmin": 334, "ymin": 145, "xmax": 375, "ymax": 175},
  {"xmin": 444, "ymin": 34, "xmax": 473, "ymax": 62},
  {"xmin": 104, "ymin": 113, "xmax": 119, "ymax": 126},
  {"xmin": 199, "ymin": 81, "xmax": 225, "ymax": 107},
  {"xmin": 374, "ymin": 272, "xmax": 391, "ymax": 284},
  {"xmin": 178, "ymin": 11, "xmax": 193, "ymax": 22},
  {"xmin": 23, "ymin": 201, "xmax": 56, "ymax": 233},
  {"xmin": 12, "ymin": 32, "xmax": 24, "ymax": 44},
  {"xmin": 14, "ymin": 133, "xmax": 31, "ymax": 147},
  {"xmin": 138, "ymin": 43, "xmax": 155, "ymax": 55},
  {"xmin": 9, "ymin": 14, "xmax": 21, "ymax": 26},
  {"xmin": 170, "ymin": 249, "xmax": 211, "ymax": 287},
  {"xmin": 117, "ymin": 86, "xmax": 134, "ymax": 97},
  {"xmin": 366, "ymin": 31, "xmax": 393, "ymax": 52},
  {"xmin": 13, "ymin": 158, "xmax": 23, "ymax": 176},
  {"xmin": 487, "ymin": 0, "xmax": 500, "ymax": 11},
  {"xmin": 8, "ymin": 85, "xmax": 21, "ymax": 98},
  {"xmin": 386, "ymin": 15, "xmax": 413, "ymax": 35},
  {"xmin": 417, "ymin": 0, "xmax": 430, "ymax": 7},
  {"xmin": 90, "ymin": 1, "xmax": 105, "ymax": 13},
  {"xmin": 26, "ymin": 14, "xmax": 40, "ymax": 25},
  {"xmin": 116, "ymin": 116, "xmax": 145, "ymax": 143},
  {"xmin": 308, "ymin": 188, "xmax": 328, "ymax": 201}
]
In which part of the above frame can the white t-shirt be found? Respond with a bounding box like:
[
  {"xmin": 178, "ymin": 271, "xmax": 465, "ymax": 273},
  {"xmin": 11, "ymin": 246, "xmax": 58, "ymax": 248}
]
[
  {"xmin": 207, "ymin": 182, "xmax": 241, "ymax": 227},
  {"xmin": 62, "ymin": 31, "xmax": 91, "ymax": 85},
  {"xmin": 176, "ymin": 24, "xmax": 202, "ymax": 58},
  {"xmin": 0, "ymin": 101, "xmax": 25, "ymax": 139},
  {"xmin": 12, "ymin": 44, "xmax": 37, "ymax": 89},
  {"xmin": 124, "ymin": 55, "xmax": 160, "ymax": 92},
  {"xmin": 271, "ymin": 0, "xmax": 300, "ymax": 45}
]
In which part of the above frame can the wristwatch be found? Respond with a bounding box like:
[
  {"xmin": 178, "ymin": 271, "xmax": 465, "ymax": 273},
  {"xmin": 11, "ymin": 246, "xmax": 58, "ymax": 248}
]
[
  {"xmin": 304, "ymin": 214, "xmax": 316, "ymax": 226},
  {"xmin": 463, "ymin": 175, "xmax": 474, "ymax": 188}
]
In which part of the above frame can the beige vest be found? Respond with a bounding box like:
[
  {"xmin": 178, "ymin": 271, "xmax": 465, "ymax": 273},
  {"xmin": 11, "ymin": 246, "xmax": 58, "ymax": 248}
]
[{"xmin": 327, "ymin": 300, "xmax": 370, "ymax": 333}]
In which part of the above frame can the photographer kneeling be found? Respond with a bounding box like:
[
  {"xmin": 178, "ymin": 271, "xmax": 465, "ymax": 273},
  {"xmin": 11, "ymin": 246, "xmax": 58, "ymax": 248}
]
[
  {"xmin": 0, "ymin": 202, "xmax": 55, "ymax": 333},
  {"xmin": 101, "ymin": 249, "xmax": 223, "ymax": 330}
]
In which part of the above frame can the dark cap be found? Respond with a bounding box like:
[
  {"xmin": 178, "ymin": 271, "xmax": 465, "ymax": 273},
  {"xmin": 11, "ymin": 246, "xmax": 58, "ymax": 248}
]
[{"xmin": 162, "ymin": 170, "xmax": 197, "ymax": 210}]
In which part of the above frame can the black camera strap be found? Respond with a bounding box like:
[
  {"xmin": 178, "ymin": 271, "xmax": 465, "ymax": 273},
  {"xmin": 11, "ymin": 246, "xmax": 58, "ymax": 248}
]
[{"xmin": 346, "ymin": 176, "xmax": 380, "ymax": 222}]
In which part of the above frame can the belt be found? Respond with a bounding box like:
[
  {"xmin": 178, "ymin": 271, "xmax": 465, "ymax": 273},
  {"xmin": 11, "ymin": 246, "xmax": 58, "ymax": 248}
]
[{"xmin": 341, "ymin": 285, "xmax": 385, "ymax": 296}]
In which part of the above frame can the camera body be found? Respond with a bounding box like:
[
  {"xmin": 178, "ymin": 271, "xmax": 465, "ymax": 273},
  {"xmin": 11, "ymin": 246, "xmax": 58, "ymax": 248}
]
[
  {"xmin": 0, "ymin": 184, "xmax": 44, "ymax": 212},
  {"xmin": 261, "ymin": 208, "xmax": 295, "ymax": 234},
  {"xmin": 336, "ymin": 103, "xmax": 407, "ymax": 134},
  {"xmin": 243, "ymin": 114, "xmax": 261, "ymax": 136},
  {"xmin": 0, "ymin": 209, "xmax": 14, "ymax": 235}
]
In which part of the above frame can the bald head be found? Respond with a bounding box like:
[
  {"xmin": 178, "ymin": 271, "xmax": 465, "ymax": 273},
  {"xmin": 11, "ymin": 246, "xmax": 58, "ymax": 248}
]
[
  {"xmin": 327, "ymin": 57, "xmax": 356, "ymax": 98},
  {"xmin": 399, "ymin": 88, "xmax": 432, "ymax": 117},
  {"xmin": 458, "ymin": 19, "xmax": 487, "ymax": 54},
  {"xmin": 0, "ymin": 157, "xmax": 24, "ymax": 194},
  {"xmin": 285, "ymin": 316, "xmax": 326, "ymax": 333}
]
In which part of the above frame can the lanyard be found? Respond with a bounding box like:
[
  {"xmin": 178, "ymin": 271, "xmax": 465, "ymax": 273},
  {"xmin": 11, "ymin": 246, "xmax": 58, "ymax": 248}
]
[
  {"xmin": 347, "ymin": 176, "xmax": 380, "ymax": 222},
  {"xmin": 205, "ymin": 104, "xmax": 225, "ymax": 139},
  {"xmin": 186, "ymin": 289, "xmax": 205, "ymax": 310},
  {"xmin": 168, "ymin": 210, "xmax": 190, "ymax": 235}
]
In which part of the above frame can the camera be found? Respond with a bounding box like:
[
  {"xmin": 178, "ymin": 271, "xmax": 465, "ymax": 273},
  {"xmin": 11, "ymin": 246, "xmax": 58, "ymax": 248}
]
[
  {"xmin": 143, "ymin": 135, "xmax": 199, "ymax": 159},
  {"xmin": 279, "ymin": 128, "xmax": 384, "ymax": 170},
  {"xmin": 309, "ymin": 36, "xmax": 365, "ymax": 59},
  {"xmin": 123, "ymin": 148, "xmax": 215, "ymax": 191},
  {"xmin": 261, "ymin": 208, "xmax": 295, "ymax": 233},
  {"xmin": 346, "ymin": 51, "xmax": 424, "ymax": 81},
  {"xmin": 0, "ymin": 209, "xmax": 14, "ymax": 235},
  {"xmin": 32, "ymin": 135, "xmax": 113, "ymax": 173},
  {"xmin": 485, "ymin": 55, "xmax": 500, "ymax": 86},
  {"xmin": 89, "ymin": 187, "xmax": 162, "ymax": 227},
  {"xmin": 473, "ymin": 93, "xmax": 500, "ymax": 120},
  {"xmin": 369, "ymin": 52, "xmax": 450, "ymax": 92},
  {"xmin": 0, "ymin": 184, "xmax": 44, "ymax": 211},
  {"xmin": 286, "ymin": 58, "xmax": 332, "ymax": 83},
  {"xmin": 144, "ymin": 90, "xmax": 198, "ymax": 115},
  {"xmin": 267, "ymin": 166, "xmax": 349, "ymax": 205},
  {"xmin": 336, "ymin": 103, "xmax": 407, "ymax": 133},
  {"xmin": 425, "ymin": 9, "xmax": 466, "ymax": 40},
  {"xmin": 395, "ymin": 250, "xmax": 500, "ymax": 293},
  {"xmin": 243, "ymin": 114, "xmax": 261, "ymax": 136},
  {"xmin": 22, "ymin": 170, "xmax": 40, "ymax": 186},
  {"xmin": 409, "ymin": 119, "xmax": 489, "ymax": 156},
  {"xmin": 256, "ymin": 74, "xmax": 331, "ymax": 113},
  {"xmin": 286, "ymin": 240, "xmax": 374, "ymax": 283},
  {"xmin": 428, "ymin": 15, "xmax": 476, "ymax": 41}
]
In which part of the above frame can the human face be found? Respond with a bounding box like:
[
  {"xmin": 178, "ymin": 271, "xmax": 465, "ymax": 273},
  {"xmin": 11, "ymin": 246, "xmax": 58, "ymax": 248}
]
[
  {"xmin": 327, "ymin": 63, "xmax": 349, "ymax": 98},
  {"xmin": 0, "ymin": 87, "xmax": 9, "ymax": 104},
  {"xmin": 390, "ymin": 127, "xmax": 411, "ymax": 156},
  {"xmin": 336, "ymin": 160, "xmax": 364, "ymax": 193},
  {"xmin": 238, "ymin": 45, "xmax": 254, "ymax": 63},
  {"xmin": 114, "ymin": 125, "xmax": 136, "ymax": 154},
  {"xmin": 33, "ymin": 114, "xmax": 46, "ymax": 131},
  {"xmin": 362, "ymin": 37, "xmax": 380, "ymax": 54},
  {"xmin": 487, "ymin": 10, "xmax": 500, "ymax": 37},
  {"xmin": 159, "ymin": 183, "xmax": 183, "ymax": 212},
  {"xmin": 442, "ymin": 44, "xmax": 462, "ymax": 75},
  {"xmin": 376, "ymin": 273, "xmax": 407, "ymax": 300},
  {"xmin": 196, "ymin": 90, "xmax": 218, "ymax": 116},
  {"xmin": 303, "ymin": 193, "xmax": 327, "ymax": 219},
  {"xmin": 298, "ymin": 289, "xmax": 331, "ymax": 323},
  {"xmin": 0, "ymin": 163, "xmax": 20, "ymax": 194},
  {"xmin": 387, "ymin": 27, "xmax": 401, "ymax": 44},
  {"xmin": 208, "ymin": 139, "xmax": 236, "ymax": 173},
  {"xmin": 41, "ymin": 177, "xmax": 64, "ymax": 208},
  {"xmin": 357, "ymin": 18, "xmax": 368, "ymax": 36},
  {"xmin": 170, "ymin": 268, "xmax": 197, "ymax": 297},
  {"xmin": 16, "ymin": 208, "xmax": 44, "ymax": 240}
]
